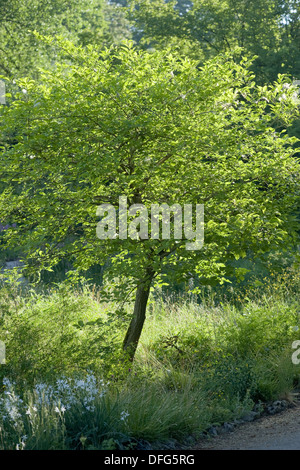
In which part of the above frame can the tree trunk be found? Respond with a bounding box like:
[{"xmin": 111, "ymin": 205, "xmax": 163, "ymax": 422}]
[{"xmin": 122, "ymin": 271, "xmax": 154, "ymax": 361}]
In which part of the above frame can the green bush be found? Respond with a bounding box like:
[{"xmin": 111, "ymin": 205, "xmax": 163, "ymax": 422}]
[{"xmin": 0, "ymin": 282, "xmax": 127, "ymax": 384}]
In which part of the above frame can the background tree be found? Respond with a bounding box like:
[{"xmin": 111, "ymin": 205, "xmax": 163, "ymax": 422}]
[
  {"xmin": 277, "ymin": 1, "xmax": 300, "ymax": 76},
  {"xmin": 0, "ymin": 0, "xmax": 131, "ymax": 79},
  {"xmin": 0, "ymin": 38, "xmax": 299, "ymax": 359},
  {"xmin": 127, "ymin": 0, "xmax": 300, "ymax": 84}
]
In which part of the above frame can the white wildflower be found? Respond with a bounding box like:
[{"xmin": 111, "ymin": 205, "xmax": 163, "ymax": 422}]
[
  {"xmin": 55, "ymin": 405, "xmax": 66, "ymax": 414},
  {"xmin": 120, "ymin": 410, "xmax": 129, "ymax": 421},
  {"xmin": 16, "ymin": 439, "xmax": 26, "ymax": 450}
]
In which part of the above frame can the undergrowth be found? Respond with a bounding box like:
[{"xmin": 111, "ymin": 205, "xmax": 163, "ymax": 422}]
[{"xmin": 0, "ymin": 267, "xmax": 300, "ymax": 449}]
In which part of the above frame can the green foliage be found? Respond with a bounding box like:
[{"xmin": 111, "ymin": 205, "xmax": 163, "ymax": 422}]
[
  {"xmin": 0, "ymin": 0, "xmax": 133, "ymax": 81},
  {"xmin": 0, "ymin": 0, "xmax": 111, "ymax": 78},
  {"xmin": 128, "ymin": 0, "xmax": 300, "ymax": 84},
  {"xmin": 138, "ymin": 269, "xmax": 300, "ymax": 403},
  {"xmin": 0, "ymin": 281, "xmax": 126, "ymax": 384},
  {"xmin": 0, "ymin": 270, "xmax": 300, "ymax": 448}
]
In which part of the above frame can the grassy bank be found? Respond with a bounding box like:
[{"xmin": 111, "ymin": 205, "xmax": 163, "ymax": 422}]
[{"xmin": 0, "ymin": 268, "xmax": 300, "ymax": 449}]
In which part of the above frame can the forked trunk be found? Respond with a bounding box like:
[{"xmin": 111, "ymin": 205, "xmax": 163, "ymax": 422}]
[{"xmin": 122, "ymin": 272, "xmax": 154, "ymax": 361}]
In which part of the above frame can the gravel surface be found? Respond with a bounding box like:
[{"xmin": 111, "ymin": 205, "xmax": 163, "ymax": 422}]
[{"xmin": 192, "ymin": 403, "xmax": 300, "ymax": 450}]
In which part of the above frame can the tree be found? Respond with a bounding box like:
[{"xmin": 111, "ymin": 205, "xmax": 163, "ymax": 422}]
[
  {"xmin": 127, "ymin": 0, "xmax": 195, "ymax": 54},
  {"xmin": 0, "ymin": 0, "xmax": 131, "ymax": 79},
  {"xmin": 103, "ymin": 1, "xmax": 132, "ymax": 45},
  {"xmin": 127, "ymin": 0, "xmax": 300, "ymax": 84},
  {"xmin": 1, "ymin": 37, "xmax": 300, "ymax": 360},
  {"xmin": 276, "ymin": 0, "xmax": 300, "ymax": 80}
]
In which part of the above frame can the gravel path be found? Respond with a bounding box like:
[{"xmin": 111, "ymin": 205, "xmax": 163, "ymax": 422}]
[{"xmin": 193, "ymin": 403, "xmax": 300, "ymax": 450}]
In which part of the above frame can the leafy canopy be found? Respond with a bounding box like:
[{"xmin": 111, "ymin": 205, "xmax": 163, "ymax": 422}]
[{"xmin": 0, "ymin": 37, "xmax": 300, "ymax": 297}]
